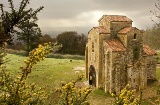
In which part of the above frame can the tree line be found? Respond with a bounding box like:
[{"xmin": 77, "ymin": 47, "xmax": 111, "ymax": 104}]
[
  {"xmin": 9, "ymin": 31, "xmax": 87, "ymax": 55},
  {"xmin": 144, "ymin": 24, "xmax": 160, "ymax": 50},
  {"xmin": 144, "ymin": 0, "xmax": 160, "ymax": 50}
]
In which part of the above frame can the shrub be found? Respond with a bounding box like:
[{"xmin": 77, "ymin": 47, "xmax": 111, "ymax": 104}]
[
  {"xmin": 0, "ymin": 43, "xmax": 91, "ymax": 105},
  {"xmin": 55, "ymin": 75, "xmax": 92, "ymax": 105},
  {"xmin": 0, "ymin": 43, "xmax": 53, "ymax": 104},
  {"xmin": 111, "ymin": 84, "xmax": 142, "ymax": 105}
]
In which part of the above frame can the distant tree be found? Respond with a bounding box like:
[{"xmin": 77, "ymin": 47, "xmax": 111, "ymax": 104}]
[
  {"xmin": 16, "ymin": 12, "xmax": 42, "ymax": 55},
  {"xmin": 14, "ymin": 41, "xmax": 24, "ymax": 50},
  {"xmin": 150, "ymin": 0, "xmax": 160, "ymax": 26},
  {"xmin": 77, "ymin": 33, "xmax": 87, "ymax": 55},
  {"xmin": 7, "ymin": 41, "xmax": 24, "ymax": 50},
  {"xmin": 57, "ymin": 31, "xmax": 78, "ymax": 54},
  {"xmin": 144, "ymin": 0, "xmax": 160, "ymax": 50},
  {"xmin": 52, "ymin": 37, "xmax": 57, "ymax": 43},
  {"xmin": 0, "ymin": 0, "xmax": 44, "ymax": 47},
  {"xmin": 40, "ymin": 34, "xmax": 53, "ymax": 44},
  {"xmin": 144, "ymin": 25, "xmax": 160, "ymax": 50},
  {"xmin": 56, "ymin": 31, "xmax": 87, "ymax": 55}
]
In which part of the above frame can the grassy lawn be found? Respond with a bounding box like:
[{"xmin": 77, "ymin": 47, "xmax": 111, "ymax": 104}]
[
  {"xmin": 3, "ymin": 54, "xmax": 85, "ymax": 91},
  {"xmin": 156, "ymin": 68, "xmax": 160, "ymax": 80},
  {"xmin": 89, "ymin": 89, "xmax": 113, "ymax": 105}
]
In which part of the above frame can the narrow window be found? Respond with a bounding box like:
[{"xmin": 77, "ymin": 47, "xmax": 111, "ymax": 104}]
[
  {"xmin": 92, "ymin": 42, "xmax": 94, "ymax": 52},
  {"xmin": 134, "ymin": 33, "xmax": 137, "ymax": 39}
]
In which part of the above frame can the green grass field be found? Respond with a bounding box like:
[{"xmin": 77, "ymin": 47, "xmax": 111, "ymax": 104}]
[{"xmin": 3, "ymin": 54, "xmax": 85, "ymax": 91}]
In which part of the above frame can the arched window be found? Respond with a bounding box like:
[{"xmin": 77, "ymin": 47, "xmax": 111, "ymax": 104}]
[{"xmin": 134, "ymin": 33, "xmax": 137, "ymax": 39}]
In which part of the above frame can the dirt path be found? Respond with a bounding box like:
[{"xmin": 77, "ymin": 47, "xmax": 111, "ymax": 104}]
[{"xmin": 73, "ymin": 66, "xmax": 85, "ymax": 73}]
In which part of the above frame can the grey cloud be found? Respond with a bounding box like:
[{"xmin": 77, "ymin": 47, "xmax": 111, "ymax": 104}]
[
  {"xmin": 1, "ymin": 0, "xmax": 158, "ymax": 34},
  {"xmin": 31, "ymin": 0, "xmax": 157, "ymax": 19}
]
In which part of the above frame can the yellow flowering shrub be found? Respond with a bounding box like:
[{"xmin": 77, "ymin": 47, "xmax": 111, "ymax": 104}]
[
  {"xmin": 0, "ymin": 43, "xmax": 55, "ymax": 105},
  {"xmin": 112, "ymin": 84, "xmax": 142, "ymax": 105},
  {"xmin": 56, "ymin": 75, "xmax": 92, "ymax": 105},
  {"xmin": 0, "ymin": 47, "xmax": 7, "ymax": 65},
  {"xmin": 0, "ymin": 42, "xmax": 93, "ymax": 105}
]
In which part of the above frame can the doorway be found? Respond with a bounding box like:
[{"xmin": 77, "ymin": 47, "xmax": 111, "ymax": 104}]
[{"xmin": 89, "ymin": 65, "xmax": 96, "ymax": 87}]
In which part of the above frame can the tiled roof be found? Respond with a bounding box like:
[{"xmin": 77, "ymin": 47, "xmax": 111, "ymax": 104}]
[
  {"xmin": 99, "ymin": 15, "xmax": 132, "ymax": 22},
  {"xmin": 118, "ymin": 27, "xmax": 141, "ymax": 34},
  {"xmin": 118, "ymin": 27, "xmax": 132, "ymax": 34},
  {"xmin": 94, "ymin": 26, "xmax": 110, "ymax": 34},
  {"xmin": 143, "ymin": 45, "xmax": 157, "ymax": 56},
  {"xmin": 104, "ymin": 39, "xmax": 126, "ymax": 51}
]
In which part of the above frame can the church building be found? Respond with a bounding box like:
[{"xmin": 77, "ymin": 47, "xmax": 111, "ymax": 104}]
[{"xmin": 85, "ymin": 15, "xmax": 157, "ymax": 94}]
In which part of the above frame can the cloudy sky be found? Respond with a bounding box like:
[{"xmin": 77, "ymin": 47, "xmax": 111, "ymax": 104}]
[{"xmin": 1, "ymin": 0, "xmax": 159, "ymax": 35}]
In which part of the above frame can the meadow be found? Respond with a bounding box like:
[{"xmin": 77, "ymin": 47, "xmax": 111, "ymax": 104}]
[
  {"xmin": 2, "ymin": 52, "xmax": 160, "ymax": 105},
  {"xmin": 4, "ymin": 54, "xmax": 85, "ymax": 91}
]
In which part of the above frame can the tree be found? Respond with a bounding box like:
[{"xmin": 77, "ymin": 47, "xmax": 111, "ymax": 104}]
[
  {"xmin": 0, "ymin": 0, "xmax": 43, "ymax": 47},
  {"xmin": 144, "ymin": 25, "xmax": 160, "ymax": 50},
  {"xmin": 77, "ymin": 33, "xmax": 87, "ymax": 55},
  {"xmin": 57, "ymin": 31, "xmax": 78, "ymax": 54},
  {"xmin": 40, "ymin": 34, "xmax": 53, "ymax": 44},
  {"xmin": 7, "ymin": 41, "xmax": 24, "ymax": 50},
  {"xmin": 56, "ymin": 31, "xmax": 87, "ymax": 55},
  {"xmin": 16, "ymin": 12, "xmax": 42, "ymax": 55},
  {"xmin": 150, "ymin": 0, "xmax": 160, "ymax": 26},
  {"xmin": 144, "ymin": 0, "xmax": 160, "ymax": 50},
  {"xmin": 0, "ymin": 0, "xmax": 43, "ymax": 66}
]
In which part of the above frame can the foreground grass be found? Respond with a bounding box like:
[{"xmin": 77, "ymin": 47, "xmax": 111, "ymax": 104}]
[
  {"xmin": 4, "ymin": 54, "xmax": 85, "ymax": 91},
  {"xmin": 156, "ymin": 68, "xmax": 160, "ymax": 80}
]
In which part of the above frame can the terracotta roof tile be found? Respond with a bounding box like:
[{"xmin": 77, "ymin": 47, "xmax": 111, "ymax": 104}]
[
  {"xmin": 94, "ymin": 26, "xmax": 110, "ymax": 34},
  {"xmin": 118, "ymin": 27, "xmax": 132, "ymax": 34},
  {"xmin": 118, "ymin": 27, "xmax": 141, "ymax": 34},
  {"xmin": 99, "ymin": 15, "xmax": 132, "ymax": 22},
  {"xmin": 143, "ymin": 45, "xmax": 157, "ymax": 56},
  {"xmin": 104, "ymin": 39, "xmax": 126, "ymax": 51}
]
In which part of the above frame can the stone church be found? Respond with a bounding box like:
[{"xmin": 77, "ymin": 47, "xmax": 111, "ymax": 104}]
[{"xmin": 85, "ymin": 15, "xmax": 157, "ymax": 94}]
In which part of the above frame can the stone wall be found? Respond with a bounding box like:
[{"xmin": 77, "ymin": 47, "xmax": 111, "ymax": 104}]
[
  {"xmin": 99, "ymin": 33, "xmax": 110, "ymax": 84},
  {"xmin": 99, "ymin": 19, "xmax": 110, "ymax": 29},
  {"xmin": 110, "ymin": 22, "xmax": 132, "ymax": 39},
  {"xmin": 145, "ymin": 55, "xmax": 157, "ymax": 80}
]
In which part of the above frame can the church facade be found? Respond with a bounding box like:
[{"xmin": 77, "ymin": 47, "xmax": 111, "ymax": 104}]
[{"xmin": 85, "ymin": 15, "xmax": 157, "ymax": 94}]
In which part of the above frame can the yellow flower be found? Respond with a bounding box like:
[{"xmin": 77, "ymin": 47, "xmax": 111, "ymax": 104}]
[{"xmin": 111, "ymin": 93, "xmax": 115, "ymax": 97}]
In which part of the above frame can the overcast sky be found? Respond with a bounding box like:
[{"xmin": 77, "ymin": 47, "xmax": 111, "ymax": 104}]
[{"xmin": 1, "ymin": 0, "xmax": 159, "ymax": 35}]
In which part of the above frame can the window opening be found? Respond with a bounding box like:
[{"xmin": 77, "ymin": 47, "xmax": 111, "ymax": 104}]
[
  {"xmin": 92, "ymin": 42, "xmax": 94, "ymax": 52},
  {"xmin": 134, "ymin": 33, "xmax": 137, "ymax": 39}
]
